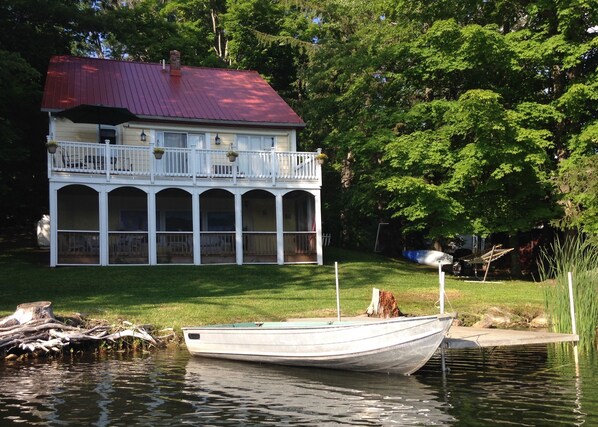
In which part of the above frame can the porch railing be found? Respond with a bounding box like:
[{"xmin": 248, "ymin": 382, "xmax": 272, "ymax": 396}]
[
  {"xmin": 243, "ymin": 232, "xmax": 277, "ymax": 263},
  {"xmin": 157, "ymin": 232, "xmax": 193, "ymax": 264},
  {"xmin": 50, "ymin": 141, "xmax": 320, "ymax": 182},
  {"xmin": 284, "ymin": 232, "xmax": 317, "ymax": 263},
  {"xmin": 108, "ymin": 232, "xmax": 148, "ymax": 264},
  {"xmin": 57, "ymin": 231, "xmax": 100, "ymax": 264},
  {"xmin": 56, "ymin": 230, "xmax": 319, "ymax": 265},
  {"xmin": 200, "ymin": 231, "xmax": 236, "ymax": 264}
]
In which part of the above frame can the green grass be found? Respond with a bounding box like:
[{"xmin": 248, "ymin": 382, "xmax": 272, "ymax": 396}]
[{"xmin": 0, "ymin": 242, "xmax": 547, "ymax": 331}]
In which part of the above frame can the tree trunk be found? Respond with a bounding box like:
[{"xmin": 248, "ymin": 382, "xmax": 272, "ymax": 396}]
[
  {"xmin": 509, "ymin": 234, "xmax": 522, "ymax": 278},
  {"xmin": 0, "ymin": 301, "xmax": 54, "ymax": 327},
  {"xmin": 366, "ymin": 288, "xmax": 404, "ymax": 318}
]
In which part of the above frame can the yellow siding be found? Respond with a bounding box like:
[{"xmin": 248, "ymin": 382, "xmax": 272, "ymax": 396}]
[
  {"xmin": 122, "ymin": 126, "xmax": 149, "ymax": 147},
  {"xmin": 54, "ymin": 117, "xmax": 294, "ymax": 152},
  {"xmin": 54, "ymin": 120, "xmax": 99, "ymax": 143}
]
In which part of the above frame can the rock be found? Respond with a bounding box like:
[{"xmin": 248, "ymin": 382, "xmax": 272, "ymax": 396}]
[
  {"xmin": 472, "ymin": 317, "xmax": 495, "ymax": 328},
  {"xmin": 472, "ymin": 307, "xmax": 512, "ymax": 328},
  {"xmin": 530, "ymin": 314, "xmax": 548, "ymax": 328}
]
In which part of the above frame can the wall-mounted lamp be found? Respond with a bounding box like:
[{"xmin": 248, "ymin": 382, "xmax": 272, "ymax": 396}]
[
  {"xmin": 140, "ymin": 130, "xmax": 147, "ymax": 142},
  {"xmin": 215, "ymin": 133, "xmax": 221, "ymax": 145}
]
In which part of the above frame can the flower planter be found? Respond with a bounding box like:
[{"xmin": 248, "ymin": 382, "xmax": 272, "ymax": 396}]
[
  {"xmin": 154, "ymin": 152, "xmax": 164, "ymax": 160},
  {"xmin": 315, "ymin": 153, "xmax": 328, "ymax": 165},
  {"xmin": 228, "ymin": 155, "xmax": 238, "ymax": 162},
  {"xmin": 46, "ymin": 143, "xmax": 59, "ymax": 154}
]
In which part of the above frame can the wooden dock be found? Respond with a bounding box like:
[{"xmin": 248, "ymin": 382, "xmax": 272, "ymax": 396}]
[
  {"xmin": 444, "ymin": 326, "xmax": 579, "ymax": 349},
  {"xmin": 289, "ymin": 316, "xmax": 579, "ymax": 350}
]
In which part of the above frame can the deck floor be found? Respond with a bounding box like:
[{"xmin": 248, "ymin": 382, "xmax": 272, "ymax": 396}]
[{"xmin": 443, "ymin": 326, "xmax": 578, "ymax": 349}]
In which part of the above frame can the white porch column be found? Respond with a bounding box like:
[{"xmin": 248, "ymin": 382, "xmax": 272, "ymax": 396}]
[
  {"xmin": 290, "ymin": 129, "xmax": 297, "ymax": 152},
  {"xmin": 49, "ymin": 183, "xmax": 58, "ymax": 267},
  {"xmin": 315, "ymin": 190, "xmax": 323, "ymax": 265},
  {"xmin": 99, "ymin": 189, "xmax": 109, "ymax": 266},
  {"xmin": 148, "ymin": 190, "xmax": 157, "ymax": 265},
  {"xmin": 276, "ymin": 192, "xmax": 284, "ymax": 265},
  {"xmin": 235, "ymin": 191, "xmax": 243, "ymax": 265},
  {"xmin": 193, "ymin": 191, "xmax": 201, "ymax": 265}
]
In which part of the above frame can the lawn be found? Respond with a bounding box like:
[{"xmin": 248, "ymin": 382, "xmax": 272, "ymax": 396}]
[{"xmin": 0, "ymin": 239, "xmax": 546, "ymax": 330}]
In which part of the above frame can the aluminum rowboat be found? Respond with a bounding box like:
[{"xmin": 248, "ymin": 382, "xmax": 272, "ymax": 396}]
[{"xmin": 183, "ymin": 314, "xmax": 453, "ymax": 375}]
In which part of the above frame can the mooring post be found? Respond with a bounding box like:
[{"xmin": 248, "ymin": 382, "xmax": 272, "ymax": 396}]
[
  {"xmin": 439, "ymin": 262, "xmax": 445, "ymax": 314},
  {"xmin": 335, "ymin": 262, "xmax": 341, "ymax": 322},
  {"xmin": 567, "ymin": 271, "xmax": 579, "ymax": 369},
  {"xmin": 441, "ymin": 344, "xmax": 448, "ymax": 373},
  {"xmin": 440, "ymin": 272, "xmax": 445, "ymax": 314}
]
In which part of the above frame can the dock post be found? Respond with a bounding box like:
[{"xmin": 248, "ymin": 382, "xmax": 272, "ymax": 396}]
[
  {"xmin": 440, "ymin": 343, "xmax": 448, "ymax": 373},
  {"xmin": 440, "ymin": 272, "xmax": 445, "ymax": 314},
  {"xmin": 438, "ymin": 262, "xmax": 445, "ymax": 314},
  {"xmin": 567, "ymin": 272, "xmax": 579, "ymax": 369},
  {"xmin": 335, "ymin": 262, "xmax": 341, "ymax": 322}
]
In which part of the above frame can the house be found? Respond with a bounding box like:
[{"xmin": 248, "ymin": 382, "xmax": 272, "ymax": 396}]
[{"xmin": 41, "ymin": 51, "xmax": 323, "ymax": 266}]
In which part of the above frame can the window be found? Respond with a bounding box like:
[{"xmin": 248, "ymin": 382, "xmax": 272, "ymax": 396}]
[
  {"xmin": 163, "ymin": 132, "xmax": 187, "ymax": 148},
  {"xmin": 237, "ymin": 135, "xmax": 275, "ymax": 151}
]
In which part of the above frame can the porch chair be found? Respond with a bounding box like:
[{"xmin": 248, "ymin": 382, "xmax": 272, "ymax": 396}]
[{"xmin": 61, "ymin": 151, "xmax": 83, "ymax": 169}]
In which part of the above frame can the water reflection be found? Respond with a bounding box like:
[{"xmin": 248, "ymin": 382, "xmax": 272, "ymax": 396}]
[
  {"xmin": 0, "ymin": 346, "xmax": 595, "ymax": 426},
  {"xmin": 183, "ymin": 358, "xmax": 455, "ymax": 425},
  {"xmin": 419, "ymin": 346, "xmax": 597, "ymax": 426}
]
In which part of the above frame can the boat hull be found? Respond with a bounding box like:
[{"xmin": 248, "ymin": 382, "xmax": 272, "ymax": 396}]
[
  {"xmin": 403, "ymin": 250, "xmax": 453, "ymax": 266},
  {"xmin": 183, "ymin": 314, "xmax": 453, "ymax": 375}
]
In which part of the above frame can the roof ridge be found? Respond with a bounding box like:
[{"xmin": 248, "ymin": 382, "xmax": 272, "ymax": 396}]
[{"xmin": 51, "ymin": 54, "xmax": 258, "ymax": 74}]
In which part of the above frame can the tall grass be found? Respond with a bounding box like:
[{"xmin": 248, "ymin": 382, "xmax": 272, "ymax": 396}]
[{"xmin": 539, "ymin": 235, "xmax": 598, "ymax": 354}]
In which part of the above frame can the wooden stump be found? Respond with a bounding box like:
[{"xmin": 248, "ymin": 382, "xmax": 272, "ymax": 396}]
[
  {"xmin": 0, "ymin": 301, "xmax": 55, "ymax": 327},
  {"xmin": 366, "ymin": 288, "xmax": 404, "ymax": 318}
]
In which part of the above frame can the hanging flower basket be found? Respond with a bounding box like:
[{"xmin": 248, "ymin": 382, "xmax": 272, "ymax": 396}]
[
  {"xmin": 153, "ymin": 147, "xmax": 165, "ymax": 159},
  {"xmin": 227, "ymin": 151, "xmax": 239, "ymax": 162},
  {"xmin": 315, "ymin": 153, "xmax": 328, "ymax": 165},
  {"xmin": 46, "ymin": 141, "xmax": 59, "ymax": 154}
]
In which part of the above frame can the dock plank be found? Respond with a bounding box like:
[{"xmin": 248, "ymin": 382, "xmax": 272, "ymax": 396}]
[{"xmin": 444, "ymin": 326, "xmax": 579, "ymax": 349}]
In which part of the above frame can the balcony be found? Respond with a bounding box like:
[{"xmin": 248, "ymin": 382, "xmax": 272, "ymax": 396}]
[{"xmin": 49, "ymin": 141, "xmax": 321, "ymax": 184}]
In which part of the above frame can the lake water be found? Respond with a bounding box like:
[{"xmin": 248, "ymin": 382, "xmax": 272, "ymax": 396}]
[{"xmin": 0, "ymin": 345, "xmax": 595, "ymax": 426}]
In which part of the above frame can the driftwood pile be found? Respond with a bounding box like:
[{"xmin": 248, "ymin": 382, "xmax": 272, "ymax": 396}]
[{"xmin": 0, "ymin": 301, "xmax": 169, "ymax": 361}]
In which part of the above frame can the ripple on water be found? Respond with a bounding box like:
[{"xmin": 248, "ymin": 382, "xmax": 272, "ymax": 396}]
[{"xmin": 0, "ymin": 345, "xmax": 595, "ymax": 426}]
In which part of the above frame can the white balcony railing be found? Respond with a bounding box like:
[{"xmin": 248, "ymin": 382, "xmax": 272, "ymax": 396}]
[{"xmin": 49, "ymin": 141, "xmax": 321, "ymax": 183}]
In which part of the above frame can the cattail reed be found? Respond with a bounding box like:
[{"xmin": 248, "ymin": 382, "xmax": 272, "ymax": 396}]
[{"xmin": 539, "ymin": 235, "xmax": 598, "ymax": 354}]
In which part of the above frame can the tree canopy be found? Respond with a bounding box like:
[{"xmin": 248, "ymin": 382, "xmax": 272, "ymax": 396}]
[{"xmin": 1, "ymin": 0, "xmax": 596, "ymax": 251}]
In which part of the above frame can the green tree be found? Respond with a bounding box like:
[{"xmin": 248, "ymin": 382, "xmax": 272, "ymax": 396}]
[
  {"xmin": 0, "ymin": 0, "xmax": 94, "ymax": 227},
  {"xmin": 300, "ymin": 0, "xmax": 597, "ymax": 255}
]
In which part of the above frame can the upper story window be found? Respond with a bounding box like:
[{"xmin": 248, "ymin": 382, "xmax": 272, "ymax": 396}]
[
  {"xmin": 237, "ymin": 135, "xmax": 275, "ymax": 151},
  {"xmin": 100, "ymin": 127, "xmax": 116, "ymax": 144},
  {"xmin": 157, "ymin": 132, "xmax": 206, "ymax": 149},
  {"xmin": 163, "ymin": 132, "xmax": 187, "ymax": 148}
]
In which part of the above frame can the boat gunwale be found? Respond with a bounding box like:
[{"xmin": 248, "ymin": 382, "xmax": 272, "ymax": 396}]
[{"xmin": 182, "ymin": 314, "xmax": 454, "ymax": 332}]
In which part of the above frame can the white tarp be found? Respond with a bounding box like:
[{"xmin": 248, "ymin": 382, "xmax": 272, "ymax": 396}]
[{"xmin": 37, "ymin": 214, "xmax": 50, "ymax": 248}]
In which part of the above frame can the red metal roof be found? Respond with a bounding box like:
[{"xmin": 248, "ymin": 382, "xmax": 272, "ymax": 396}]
[{"xmin": 41, "ymin": 55, "xmax": 305, "ymax": 128}]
